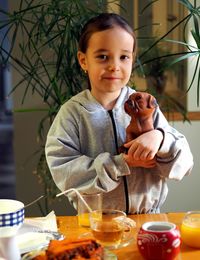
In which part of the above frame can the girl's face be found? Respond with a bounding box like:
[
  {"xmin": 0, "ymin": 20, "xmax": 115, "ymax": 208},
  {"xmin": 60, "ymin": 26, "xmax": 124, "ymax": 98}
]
[{"xmin": 78, "ymin": 26, "xmax": 134, "ymax": 99}]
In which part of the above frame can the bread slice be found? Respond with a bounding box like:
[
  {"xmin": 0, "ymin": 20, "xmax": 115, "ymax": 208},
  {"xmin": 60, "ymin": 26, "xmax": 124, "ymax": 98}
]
[{"xmin": 33, "ymin": 238, "xmax": 103, "ymax": 260}]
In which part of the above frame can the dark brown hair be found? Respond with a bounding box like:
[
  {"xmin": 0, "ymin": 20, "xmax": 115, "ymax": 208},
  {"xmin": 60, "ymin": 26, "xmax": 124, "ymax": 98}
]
[{"xmin": 79, "ymin": 13, "xmax": 137, "ymax": 61}]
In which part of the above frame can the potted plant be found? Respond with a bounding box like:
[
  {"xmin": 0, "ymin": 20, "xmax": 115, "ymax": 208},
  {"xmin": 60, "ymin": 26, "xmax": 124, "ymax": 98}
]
[
  {"xmin": 135, "ymin": 37, "xmax": 188, "ymax": 118},
  {"xmin": 0, "ymin": 0, "xmax": 110, "ymax": 214},
  {"xmin": 0, "ymin": 0, "xmax": 199, "ymax": 214},
  {"xmin": 136, "ymin": 0, "xmax": 200, "ymax": 105}
]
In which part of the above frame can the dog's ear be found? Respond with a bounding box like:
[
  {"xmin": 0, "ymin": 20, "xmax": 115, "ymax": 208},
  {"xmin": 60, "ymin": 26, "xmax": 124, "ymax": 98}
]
[
  {"xmin": 124, "ymin": 101, "xmax": 130, "ymax": 114},
  {"xmin": 124, "ymin": 95, "xmax": 134, "ymax": 115},
  {"xmin": 148, "ymin": 94, "xmax": 158, "ymax": 108}
]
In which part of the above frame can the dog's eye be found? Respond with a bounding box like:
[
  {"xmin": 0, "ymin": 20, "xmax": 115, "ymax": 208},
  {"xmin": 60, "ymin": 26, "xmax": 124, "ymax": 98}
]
[{"xmin": 135, "ymin": 95, "xmax": 142, "ymax": 101}]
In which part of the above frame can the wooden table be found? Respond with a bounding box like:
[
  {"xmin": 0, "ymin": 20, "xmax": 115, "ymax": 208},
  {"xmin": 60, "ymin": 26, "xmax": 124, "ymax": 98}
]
[{"xmin": 57, "ymin": 212, "xmax": 200, "ymax": 260}]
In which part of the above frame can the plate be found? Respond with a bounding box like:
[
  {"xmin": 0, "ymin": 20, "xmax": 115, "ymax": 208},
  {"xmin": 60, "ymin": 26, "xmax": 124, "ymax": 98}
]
[
  {"xmin": 21, "ymin": 248, "xmax": 117, "ymax": 260},
  {"xmin": 18, "ymin": 230, "xmax": 64, "ymax": 255},
  {"xmin": 104, "ymin": 249, "xmax": 118, "ymax": 259}
]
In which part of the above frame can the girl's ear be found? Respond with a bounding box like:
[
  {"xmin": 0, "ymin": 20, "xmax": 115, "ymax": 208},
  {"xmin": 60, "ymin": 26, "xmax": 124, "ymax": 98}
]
[{"xmin": 77, "ymin": 51, "xmax": 87, "ymax": 71}]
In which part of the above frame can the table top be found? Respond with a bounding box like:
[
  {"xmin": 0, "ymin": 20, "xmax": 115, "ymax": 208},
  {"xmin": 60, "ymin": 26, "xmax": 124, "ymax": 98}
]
[{"xmin": 56, "ymin": 212, "xmax": 200, "ymax": 260}]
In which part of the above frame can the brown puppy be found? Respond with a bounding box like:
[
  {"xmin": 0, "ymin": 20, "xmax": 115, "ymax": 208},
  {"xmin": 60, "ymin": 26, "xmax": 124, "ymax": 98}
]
[{"xmin": 119, "ymin": 92, "xmax": 158, "ymax": 153}]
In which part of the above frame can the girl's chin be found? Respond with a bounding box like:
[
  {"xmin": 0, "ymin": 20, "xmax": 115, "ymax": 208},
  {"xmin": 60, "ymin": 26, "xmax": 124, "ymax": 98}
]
[
  {"xmin": 91, "ymin": 83, "xmax": 125, "ymax": 93},
  {"xmin": 102, "ymin": 81, "xmax": 124, "ymax": 88}
]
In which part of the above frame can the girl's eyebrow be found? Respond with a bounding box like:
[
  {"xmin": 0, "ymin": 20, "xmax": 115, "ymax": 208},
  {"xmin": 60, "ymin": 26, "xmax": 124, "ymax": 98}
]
[
  {"xmin": 93, "ymin": 49, "xmax": 108, "ymax": 54},
  {"xmin": 121, "ymin": 49, "xmax": 133, "ymax": 54},
  {"xmin": 93, "ymin": 49, "xmax": 133, "ymax": 54}
]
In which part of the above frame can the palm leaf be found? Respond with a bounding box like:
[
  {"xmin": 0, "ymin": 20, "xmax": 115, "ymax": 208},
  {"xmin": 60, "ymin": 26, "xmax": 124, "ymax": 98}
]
[
  {"xmin": 139, "ymin": 0, "xmax": 159, "ymax": 14},
  {"xmin": 187, "ymin": 55, "xmax": 200, "ymax": 93},
  {"xmin": 177, "ymin": 0, "xmax": 194, "ymax": 10}
]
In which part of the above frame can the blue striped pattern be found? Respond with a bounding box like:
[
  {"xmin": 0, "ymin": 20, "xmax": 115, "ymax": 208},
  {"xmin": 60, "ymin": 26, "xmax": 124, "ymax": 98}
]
[{"xmin": 0, "ymin": 208, "xmax": 24, "ymax": 227}]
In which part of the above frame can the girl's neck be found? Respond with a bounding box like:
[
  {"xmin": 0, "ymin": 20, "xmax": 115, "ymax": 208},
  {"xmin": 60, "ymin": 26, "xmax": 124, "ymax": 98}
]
[{"xmin": 91, "ymin": 89, "xmax": 121, "ymax": 110}]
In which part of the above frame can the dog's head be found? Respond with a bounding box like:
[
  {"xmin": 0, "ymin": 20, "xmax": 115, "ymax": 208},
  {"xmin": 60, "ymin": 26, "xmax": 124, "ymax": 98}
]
[{"xmin": 124, "ymin": 92, "xmax": 158, "ymax": 118}]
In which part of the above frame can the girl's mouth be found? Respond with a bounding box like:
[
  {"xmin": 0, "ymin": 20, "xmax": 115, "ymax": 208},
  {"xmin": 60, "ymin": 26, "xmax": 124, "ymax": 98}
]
[{"xmin": 103, "ymin": 77, "xmax": 121, "ymax": 80}]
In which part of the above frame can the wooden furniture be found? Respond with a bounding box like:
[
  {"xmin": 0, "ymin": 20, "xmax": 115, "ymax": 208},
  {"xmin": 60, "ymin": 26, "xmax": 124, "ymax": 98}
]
[{"xmin": 56, "ymin": 212, "xmax": 200, "ymax": 260}]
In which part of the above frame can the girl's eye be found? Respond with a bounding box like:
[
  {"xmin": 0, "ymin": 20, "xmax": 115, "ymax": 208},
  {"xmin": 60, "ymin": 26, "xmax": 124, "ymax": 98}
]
[
  {"xmin": 120, "ymin": 55, "xmax": 129, "ymax": 60},
  {"xmin": 96, "ymin": 55, "xmax": 107, "ymax": 60}
]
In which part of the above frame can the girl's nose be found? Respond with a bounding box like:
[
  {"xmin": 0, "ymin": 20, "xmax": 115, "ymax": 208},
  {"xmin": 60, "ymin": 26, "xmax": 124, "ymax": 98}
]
[{"xmin": 108, "ymin": 61, "xmax": 120, "ymax": 72}]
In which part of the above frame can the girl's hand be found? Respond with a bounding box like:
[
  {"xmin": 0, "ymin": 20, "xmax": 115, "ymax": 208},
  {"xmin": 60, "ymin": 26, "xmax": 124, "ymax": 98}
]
[
  {"xmin": 123, "ymin": 130, "xmax": 163, "ymax": 168},
  {"xmin": 123, "ymin": 154, "xmax": 157, "ymax": 168}
]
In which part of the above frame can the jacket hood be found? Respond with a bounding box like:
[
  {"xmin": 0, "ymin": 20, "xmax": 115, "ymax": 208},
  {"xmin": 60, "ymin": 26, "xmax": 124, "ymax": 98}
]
[{"xmin": 70, "ymin": 87, "xmax": 134, "ymax": 112}]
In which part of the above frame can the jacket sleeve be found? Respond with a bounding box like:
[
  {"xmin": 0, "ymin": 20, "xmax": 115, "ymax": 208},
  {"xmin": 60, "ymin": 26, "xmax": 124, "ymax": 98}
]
[
  {"xmin": 45, "ymin": 105, "xmax": 131, "ymax": 196},
  {"xmin": 152, "ymin": 107, "xmax": 194, "ymax": 180}
]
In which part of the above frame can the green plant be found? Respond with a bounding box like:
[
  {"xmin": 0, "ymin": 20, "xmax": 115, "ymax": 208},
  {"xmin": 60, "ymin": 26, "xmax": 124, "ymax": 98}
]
[
  {"xmin": 0, "ymin": 0, "xmax": 109, "ymax": 214},
  {"xmin": 137, "ymin": 37, "xmax": 177, "ymax": 92},
  {"xmin": 127, "ymin": 0, "xmax": 200, "ymax": 120},
  {"xmin": 137, "ymin": 0, "xmax": 200, "ymax": 105},
  {"xmin": 135, "ymin": 37, "xmax": 188, "ymax": 118},
  {"xmin": 0, "ymin": 0, "xmax": 199, "ymax": 214}
]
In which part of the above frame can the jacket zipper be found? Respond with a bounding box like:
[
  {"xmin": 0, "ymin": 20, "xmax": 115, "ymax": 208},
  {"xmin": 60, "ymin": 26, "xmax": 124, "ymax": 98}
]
[{"xmin": 108, "ymin": 110, "xmax": 129, "ymax": 214}]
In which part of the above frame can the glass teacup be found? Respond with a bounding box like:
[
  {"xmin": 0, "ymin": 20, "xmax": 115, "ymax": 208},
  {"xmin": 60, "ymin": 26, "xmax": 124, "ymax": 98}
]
[{"xmin": 89, "ymin": 209, "xmax": 135, "ymax": 249}]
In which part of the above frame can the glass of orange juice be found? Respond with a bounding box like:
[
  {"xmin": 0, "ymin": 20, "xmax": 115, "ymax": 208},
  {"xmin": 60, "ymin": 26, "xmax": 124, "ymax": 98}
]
[
  {"xmin": 77, "ymin": 193, "xmax": 102, "ymax": 227},
  {"xmin": 181, "ymin": 211, "xmax": 200, "ymax": 248}
]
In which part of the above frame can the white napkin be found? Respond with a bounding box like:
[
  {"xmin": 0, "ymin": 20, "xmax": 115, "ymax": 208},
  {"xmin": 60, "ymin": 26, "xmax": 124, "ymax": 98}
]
[
  {"xmin": 22, "ymin": 211, "xmax": 57, "ymax": 232},
  {"xmin": 16, "ymin": 211, "xmax": 58, "ymax": 254}
]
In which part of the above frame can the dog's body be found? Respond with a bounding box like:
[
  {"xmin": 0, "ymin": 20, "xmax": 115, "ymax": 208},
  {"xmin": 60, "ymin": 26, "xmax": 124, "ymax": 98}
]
[{"xmin": 119, "ymin": 92, "xmax": 158, "ymax": 153}]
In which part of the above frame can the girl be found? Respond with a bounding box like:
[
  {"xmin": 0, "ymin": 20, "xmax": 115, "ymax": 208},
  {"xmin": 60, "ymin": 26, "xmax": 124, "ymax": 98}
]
[{"xmin": 45, "ymin": 13, "xmax": 193, "ymax": 214}]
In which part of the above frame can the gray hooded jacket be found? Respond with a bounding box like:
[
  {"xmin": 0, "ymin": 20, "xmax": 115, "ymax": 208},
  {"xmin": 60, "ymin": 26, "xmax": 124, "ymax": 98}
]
[{"xmin": 45, "ymin": 87, "xmax": 193, "ymax": 214}]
